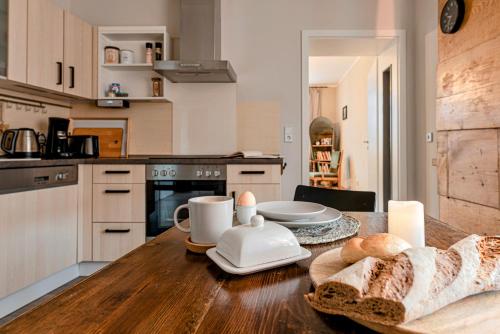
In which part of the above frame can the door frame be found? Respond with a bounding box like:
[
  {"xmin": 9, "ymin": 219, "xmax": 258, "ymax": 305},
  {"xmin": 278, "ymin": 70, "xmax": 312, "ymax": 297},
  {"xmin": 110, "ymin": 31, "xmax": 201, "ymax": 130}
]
[{"xmin": 301, "ymin": 29, "xmax": 408, "ymax": 209}]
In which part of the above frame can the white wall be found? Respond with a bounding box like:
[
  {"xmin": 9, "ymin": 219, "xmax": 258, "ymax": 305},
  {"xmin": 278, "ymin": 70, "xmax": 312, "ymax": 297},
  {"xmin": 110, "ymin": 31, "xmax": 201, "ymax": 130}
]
[
  {"xmin": 220, "ymin": 0, "xmax": 420, "ymax": 199},
  {"xmin": 67, "ymin": 0, "xmax": 238, "ymax": 156},
  {"xmin": 414, "ymin": 0, "xmax": 438, "ymax": 214},
  {"xmin": 64, "ymin": 0, "xmax": 180, "ymax": 37},
  {"xmin": 65, "ymin": 0, "xmax": 437, "ymax": 202},
  {"xmin": 169, "ymin": 84, "xmax": 237, "ymax": 154},
  {"xmin": 336, "ymin": 57, "xmax": 376, "ymax": 190}
]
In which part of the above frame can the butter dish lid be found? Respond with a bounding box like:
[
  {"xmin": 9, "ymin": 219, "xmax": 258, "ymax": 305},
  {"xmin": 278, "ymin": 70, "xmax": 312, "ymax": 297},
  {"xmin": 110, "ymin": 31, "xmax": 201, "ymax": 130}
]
[{"xmin": 216, "ymin": 215, "xmax": 302, "ymax": 268}]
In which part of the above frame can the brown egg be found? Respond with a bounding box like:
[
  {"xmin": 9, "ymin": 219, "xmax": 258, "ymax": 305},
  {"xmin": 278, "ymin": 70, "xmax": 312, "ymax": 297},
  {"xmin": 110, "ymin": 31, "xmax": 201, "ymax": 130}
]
[{"xmin": 237, "ymin": 191, "xmax": 256, "ymax": 206}]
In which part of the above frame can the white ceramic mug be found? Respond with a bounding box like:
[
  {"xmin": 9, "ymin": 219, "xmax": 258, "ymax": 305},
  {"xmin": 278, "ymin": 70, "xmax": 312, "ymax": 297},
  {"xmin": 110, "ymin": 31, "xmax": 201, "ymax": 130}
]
[{"xmin": 173, "ymin": 196, "xmax": 234, "ymax": 244}]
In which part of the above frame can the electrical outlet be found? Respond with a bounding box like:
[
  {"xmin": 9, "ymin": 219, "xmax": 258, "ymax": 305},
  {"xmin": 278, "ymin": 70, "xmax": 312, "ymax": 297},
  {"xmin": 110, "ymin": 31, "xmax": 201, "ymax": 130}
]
[
  {"xmin": 426, "ymin": 132, "xmax": 433, "ymax": 143},
  {"xmin": 284, "ymin": 127, "xmax": 293, "ymax": 143}
]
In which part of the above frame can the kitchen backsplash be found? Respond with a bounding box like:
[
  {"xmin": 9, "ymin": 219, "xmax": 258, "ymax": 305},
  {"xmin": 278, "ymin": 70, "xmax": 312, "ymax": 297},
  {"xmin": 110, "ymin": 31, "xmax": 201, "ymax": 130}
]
[{"xmin": 70, "ymin": 102, "xmax": 173, "ymax": 155}]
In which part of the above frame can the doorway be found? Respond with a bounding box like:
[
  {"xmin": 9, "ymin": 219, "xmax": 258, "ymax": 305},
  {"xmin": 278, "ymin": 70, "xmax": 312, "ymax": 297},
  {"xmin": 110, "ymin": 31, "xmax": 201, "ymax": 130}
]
[
  {"xmin": 382, "ymin": 66, "xmax": 392, "ymax": 212},
  {"xmin": 301, "ymin": 30, "xmax": 407, "ymax": 211}
]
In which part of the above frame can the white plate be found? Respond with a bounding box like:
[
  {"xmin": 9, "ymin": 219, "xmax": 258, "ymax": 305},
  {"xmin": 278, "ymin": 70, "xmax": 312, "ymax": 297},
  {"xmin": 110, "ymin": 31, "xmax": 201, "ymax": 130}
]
[
  {"xmin": 206, "ymin": 247, "xmax": 311, "ymax": 275},
  {"xmin": 267, "ymin": 207, "xmax": 342, "ymax": 228},
  {"xmin": 256, "ymin": 201, "xmax": 326, "ymax": 221}
]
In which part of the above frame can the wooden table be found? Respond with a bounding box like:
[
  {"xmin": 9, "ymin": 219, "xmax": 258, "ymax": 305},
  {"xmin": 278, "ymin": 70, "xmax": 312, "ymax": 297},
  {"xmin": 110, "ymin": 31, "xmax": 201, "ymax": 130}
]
[{"xmin": 0, "ymin": 213, "xmax": 467, "ymax": 334}]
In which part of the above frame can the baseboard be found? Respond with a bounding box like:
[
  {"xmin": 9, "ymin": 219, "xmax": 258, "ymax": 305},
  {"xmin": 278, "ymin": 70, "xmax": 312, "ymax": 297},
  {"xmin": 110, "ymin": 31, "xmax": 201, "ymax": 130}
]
[
  {"xmin": 0, "ymin": 262, "xmax": 110, "ymax": 319},
  {"xmin": 78, "ymin": 262, "xmax": 109, "ymax": 276},
  {"xmin": 0, "ymin": 265, "xmax": 79, "ymax": 319}
]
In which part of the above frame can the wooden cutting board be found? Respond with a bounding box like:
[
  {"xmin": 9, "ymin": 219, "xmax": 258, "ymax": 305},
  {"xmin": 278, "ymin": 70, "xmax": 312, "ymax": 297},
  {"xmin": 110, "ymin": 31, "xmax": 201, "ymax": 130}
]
[
  {"xmin": 72, "ymin": 128, "xmax": 123, "ymax": 158},
  {"xmin": 309, "ymin": 248, "xmax": 500, "ymax": 334}
]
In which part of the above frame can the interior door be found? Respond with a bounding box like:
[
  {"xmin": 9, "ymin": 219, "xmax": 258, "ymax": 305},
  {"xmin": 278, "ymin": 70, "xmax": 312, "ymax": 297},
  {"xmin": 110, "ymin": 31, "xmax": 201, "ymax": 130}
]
[
  {"xmin": 366, "ymin": 59, "xmax": 379, "ymax": 210},
  {"xmin": 64, "ymin": 10, "xmax": 93, "ymax": 98},
  {"xmin": 377, "ymin": 41, "xmax": 399, "ymax": 209},
  {"xmin": 27, "ymin": 0, "xmax": 64, "ymax": 92}
]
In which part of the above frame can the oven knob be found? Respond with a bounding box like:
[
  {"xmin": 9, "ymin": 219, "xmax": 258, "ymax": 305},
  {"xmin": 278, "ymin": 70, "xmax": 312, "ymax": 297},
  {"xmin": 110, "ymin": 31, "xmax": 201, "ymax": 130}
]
[
  {"xmin": 213, "ymin": 170, "xmax": 221, "ymax": 177},
  {"xmin": 196, "ymin": 170, "xmax": 203, "ymax": 177},
  {"xmin": 169, "ymin": 170, "xmax": 176, "ymax": 177},
  {"xmin": 160, "ymin": 170, "xmax": 168, "ymax": 176},
  {"xmin": 153, "ymin": 169, "xmax": 159, "ymax": 177},
  {"xmin": 205, "ymin": 170, "xmax": 212, "ymax": 177}
]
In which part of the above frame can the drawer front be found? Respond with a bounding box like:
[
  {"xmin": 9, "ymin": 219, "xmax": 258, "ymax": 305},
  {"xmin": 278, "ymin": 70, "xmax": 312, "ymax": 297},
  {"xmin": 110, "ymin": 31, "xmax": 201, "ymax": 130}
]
[
  {"xmin": 93, "ymin": 165, "xmax": 145, "ymax": 184},
  {"xmin": 227, "ymin": 164, "xmax": 281, "ymax": 184},
  {"xmin": 227, "ymin": 184, "xmax": 281, "ymax": 203},
  {"xmin": 92, "ymin": 223, "xmax": 145, "ymax": 261},
  {"xmin": 92, "ymin": 184, "xmax": 145, "ymax": 222}
]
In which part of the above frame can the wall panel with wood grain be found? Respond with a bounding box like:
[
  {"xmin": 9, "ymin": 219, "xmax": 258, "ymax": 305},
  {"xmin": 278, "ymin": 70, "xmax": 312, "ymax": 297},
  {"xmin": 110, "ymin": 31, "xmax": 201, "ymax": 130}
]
[{"xmin": 437, "ymin": 0, "xmax": 500, "ymax": 234}]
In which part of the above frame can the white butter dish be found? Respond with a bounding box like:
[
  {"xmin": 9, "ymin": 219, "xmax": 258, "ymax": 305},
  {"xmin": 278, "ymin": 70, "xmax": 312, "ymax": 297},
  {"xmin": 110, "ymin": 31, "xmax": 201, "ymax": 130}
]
[
  {"xmin": 207, "ymin": 247, "xmax": 311, "ymax": 275},
  {"xmin": 214, "ymin": 217, "xmax": 305, "ymax": 268}
]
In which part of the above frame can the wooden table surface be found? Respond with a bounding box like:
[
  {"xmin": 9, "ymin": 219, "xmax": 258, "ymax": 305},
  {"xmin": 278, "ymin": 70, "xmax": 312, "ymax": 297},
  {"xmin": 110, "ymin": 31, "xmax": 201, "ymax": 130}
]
[{"xmin": 0, "ymin": 213, "xmax": 467, "ymax": 334}]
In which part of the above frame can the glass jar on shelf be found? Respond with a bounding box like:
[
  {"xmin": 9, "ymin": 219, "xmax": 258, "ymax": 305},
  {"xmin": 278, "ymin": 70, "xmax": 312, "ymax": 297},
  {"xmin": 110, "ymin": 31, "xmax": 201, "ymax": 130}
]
[{"xmin": 151, "ymin": 78, "xmax": 162, "ymax": 97}]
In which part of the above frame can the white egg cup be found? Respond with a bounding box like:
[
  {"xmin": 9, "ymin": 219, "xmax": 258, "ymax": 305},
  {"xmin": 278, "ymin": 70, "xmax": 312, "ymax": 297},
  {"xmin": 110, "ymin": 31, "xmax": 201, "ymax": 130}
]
[{"xmin": 236, "ymin": 205, "xmax": 257, "ymax": 225}]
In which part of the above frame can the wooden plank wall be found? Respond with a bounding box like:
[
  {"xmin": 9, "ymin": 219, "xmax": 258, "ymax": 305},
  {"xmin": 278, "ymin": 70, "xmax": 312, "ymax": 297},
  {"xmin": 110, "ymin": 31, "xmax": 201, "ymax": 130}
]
[{"xmin": 437, "ymin": 0, "xmax": 500, "ymax": 234}]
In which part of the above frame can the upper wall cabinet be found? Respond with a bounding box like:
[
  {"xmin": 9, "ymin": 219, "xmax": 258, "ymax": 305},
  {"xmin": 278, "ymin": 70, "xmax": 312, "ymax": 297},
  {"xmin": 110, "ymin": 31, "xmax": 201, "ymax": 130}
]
[
  {"xmin": 5, "ymin": 0, "xmax": 28, "ymax": 82},
  {"xmin": 1, "ymin": 0, "xmax": 93, "ymax": 99},
  {"xmin": 27, "ymin": 0, "xmax": 64, "ymax": 92},
  {"xmin": 97, "ymin": 26, "xmax": 169, "ymax": 101},
  {"xmin": 0, "ymin": 0, "xmax": 7, "ymax": 78},
  {"xmin": 64, "ymin": 11, "xmax": 93, "ymax": 99}
]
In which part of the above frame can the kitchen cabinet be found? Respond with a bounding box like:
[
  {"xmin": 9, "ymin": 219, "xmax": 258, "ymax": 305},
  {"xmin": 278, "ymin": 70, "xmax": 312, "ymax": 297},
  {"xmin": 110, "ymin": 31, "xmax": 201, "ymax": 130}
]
[
  {"xmin": 78, "ymin": 165, "xmax": 93, "ymax": 262},
  {"xmin": 227, "ymin": 184, "xmax": 281, "ymax": 204},
  {"xmin": 91, "ymin": 164, "xmax": 146, "ymax": 261},
  {"xmin": 92, "ymin": 165, "xmax": 146, "ymax": 184},
  {"xmin": 227, "ymin": 164, "xmax": 282, "ymax": 203},
  {"xmin": 0, "ymin": 185, "xmax": 78, "ymax": 299},
  {"xmin": 92, "ymin": 223, "xmax": 146, "ymax": 261},
  {"xmin": 92, "ymin": 184, "xmax": 146, "ymax": 223},
  {"xmin": 5, "ymin": 0, "xmax": 28, "ymax": 82},
  {"xmin": 27, "ymin": 0, "xmax": 64, "ymax": 92},
  {"xmin": 64, "ymin": 10, "xmax": 93, "ymax": 99}
]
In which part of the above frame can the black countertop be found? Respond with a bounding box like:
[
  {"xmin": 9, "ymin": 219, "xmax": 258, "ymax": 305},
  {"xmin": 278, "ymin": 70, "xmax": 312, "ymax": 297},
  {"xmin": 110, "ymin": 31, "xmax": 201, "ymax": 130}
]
[{"xmin": 0, "ymin": 155, "xmax": 284, "ymax": 169}]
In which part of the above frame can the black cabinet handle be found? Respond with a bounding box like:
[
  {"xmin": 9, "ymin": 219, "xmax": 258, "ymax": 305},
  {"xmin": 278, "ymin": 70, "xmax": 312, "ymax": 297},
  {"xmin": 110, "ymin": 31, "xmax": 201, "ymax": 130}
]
[
  {"xmin": 56, "ymin": 62, "xmax": 63, "ymax": 85},
  {"xmin": 69, "ymin": 66, "xmax": 75, "ymax": 88},
  {"xmin": 104, "ymin": 229, "xmax": 130, "ymax": 233},
  {"xmin": 240, "ymin": 171, "xmax": 265, "ymax": 175},
  {"xmin": 105, "ymin": 170, "xmax": 131, "ymax": 174},
  {"xmin": 104, "ymin": 189, "xmax": 131, "ymax": 194}
]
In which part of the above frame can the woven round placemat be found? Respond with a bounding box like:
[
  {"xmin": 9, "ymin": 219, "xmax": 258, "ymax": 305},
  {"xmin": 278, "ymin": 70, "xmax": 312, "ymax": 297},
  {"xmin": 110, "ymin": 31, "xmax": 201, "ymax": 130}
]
[{"xmin": 289, "ymin": 214, "xmax": 360, "ymax": 245}]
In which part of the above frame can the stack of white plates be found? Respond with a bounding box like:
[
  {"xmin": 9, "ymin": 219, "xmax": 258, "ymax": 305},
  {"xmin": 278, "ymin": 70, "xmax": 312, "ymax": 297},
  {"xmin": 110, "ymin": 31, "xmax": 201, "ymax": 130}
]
[{"xmin": 256, "ymin": 201, "xmax": 342, "ymax": 228}]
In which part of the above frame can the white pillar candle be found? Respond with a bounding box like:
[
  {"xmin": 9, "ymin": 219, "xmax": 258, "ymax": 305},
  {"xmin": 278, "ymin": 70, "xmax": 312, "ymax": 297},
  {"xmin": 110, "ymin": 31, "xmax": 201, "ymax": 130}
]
[{"xmin": 388, "ymin": 201, "xmax": 425, "ymax": 248}]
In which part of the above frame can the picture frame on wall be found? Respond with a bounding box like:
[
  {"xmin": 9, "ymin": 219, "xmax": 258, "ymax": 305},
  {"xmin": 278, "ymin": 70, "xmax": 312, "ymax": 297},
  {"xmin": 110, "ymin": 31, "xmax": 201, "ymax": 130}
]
[{"xmin": 342, "ymin": 106, "xmax": 348, "ymax": 120}]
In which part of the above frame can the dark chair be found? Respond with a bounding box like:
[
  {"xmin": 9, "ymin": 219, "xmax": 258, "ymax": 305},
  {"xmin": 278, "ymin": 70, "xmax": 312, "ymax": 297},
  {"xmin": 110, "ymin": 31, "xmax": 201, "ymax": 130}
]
[{"xmin": 293, "ymin": 185, "xmax": 376, "ymax": 212}]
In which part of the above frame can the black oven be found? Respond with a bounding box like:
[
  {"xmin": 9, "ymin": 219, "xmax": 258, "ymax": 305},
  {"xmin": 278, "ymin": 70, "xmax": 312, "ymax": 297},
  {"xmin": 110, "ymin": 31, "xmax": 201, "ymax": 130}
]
[{"xmin": 146, "ymin": 165, "xmax": 226, "ymax": 237}]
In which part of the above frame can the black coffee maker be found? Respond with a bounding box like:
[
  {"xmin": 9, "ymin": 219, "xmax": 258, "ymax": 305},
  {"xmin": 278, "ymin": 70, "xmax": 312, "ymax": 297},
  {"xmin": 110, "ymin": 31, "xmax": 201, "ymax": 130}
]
[{"xmin": 45, "ymin": 117, "xmax": 70, "ymax": 158}]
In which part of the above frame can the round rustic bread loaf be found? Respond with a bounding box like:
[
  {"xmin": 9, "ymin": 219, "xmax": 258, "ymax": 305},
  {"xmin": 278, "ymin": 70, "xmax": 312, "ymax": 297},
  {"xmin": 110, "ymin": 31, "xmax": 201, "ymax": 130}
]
[{"xmin": 341, "ymin": 233, "xmax": 411, "ymax": 264}]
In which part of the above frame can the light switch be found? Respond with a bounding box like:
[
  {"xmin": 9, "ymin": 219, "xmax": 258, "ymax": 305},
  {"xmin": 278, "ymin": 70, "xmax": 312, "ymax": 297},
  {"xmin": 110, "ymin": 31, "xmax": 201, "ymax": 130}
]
[
  {"xmin": 284, "ymin": 127, "xmax": 293, "ymax": 143},
  {"xmin": 426, "ymin": 132, "xmax": 433, "ymax": 143}
]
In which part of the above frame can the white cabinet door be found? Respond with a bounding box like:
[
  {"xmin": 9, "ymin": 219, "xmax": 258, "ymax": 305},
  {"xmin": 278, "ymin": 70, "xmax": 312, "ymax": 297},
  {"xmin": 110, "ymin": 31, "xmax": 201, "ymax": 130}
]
[
  {"xmin": 27, "ymin": 0, "xmax": 64, "ymax": 91},
  {"xmin": 227, "ymin": 184, "xmax": 281, "ymax": 204},
  {"xmin": 92, "ymin": 223, "xmax": 145, "ymax": 262},
  {"xmin": 64, "ymin": 10, "xmax": 93, "ymax": 98},
  {"xmin": 6, "ymin": 0, "xmax": 28, "ymax": 82},
  {"xmin": 0, "ymin": 185, "xmax": 78, "ymax": 299}
]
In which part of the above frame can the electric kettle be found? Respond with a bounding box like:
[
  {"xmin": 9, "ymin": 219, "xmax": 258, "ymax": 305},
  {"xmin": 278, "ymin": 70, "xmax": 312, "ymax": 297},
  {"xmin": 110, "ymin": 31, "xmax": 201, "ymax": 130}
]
[{"xmin": 1, "ymin": 128, "xmax": 41, "ymax": 158}]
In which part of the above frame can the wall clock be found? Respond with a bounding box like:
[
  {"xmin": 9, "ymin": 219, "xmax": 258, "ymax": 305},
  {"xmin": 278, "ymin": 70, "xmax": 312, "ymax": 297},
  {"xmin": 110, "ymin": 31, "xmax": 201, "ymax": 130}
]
[{"xmin": 440, "ymin": 0, "xmax": 465, "ymax": 34}]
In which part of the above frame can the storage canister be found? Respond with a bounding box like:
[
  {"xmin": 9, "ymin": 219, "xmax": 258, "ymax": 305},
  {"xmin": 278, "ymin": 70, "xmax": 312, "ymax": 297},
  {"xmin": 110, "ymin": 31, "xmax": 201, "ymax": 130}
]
[
  {"xmin": 120, "ymin": 49, "xmax": 134, "ymax": 64},
  {"xmin": 104, "ymin": 46, "xmax": 120, "ymax": 64}
]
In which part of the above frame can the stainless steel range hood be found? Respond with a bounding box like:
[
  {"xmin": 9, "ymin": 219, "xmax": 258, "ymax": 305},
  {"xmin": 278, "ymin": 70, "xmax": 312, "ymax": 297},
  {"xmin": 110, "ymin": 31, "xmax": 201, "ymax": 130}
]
[{"xmin": 154, "ymin": 0, "xmax": 237, "ymax": 83}]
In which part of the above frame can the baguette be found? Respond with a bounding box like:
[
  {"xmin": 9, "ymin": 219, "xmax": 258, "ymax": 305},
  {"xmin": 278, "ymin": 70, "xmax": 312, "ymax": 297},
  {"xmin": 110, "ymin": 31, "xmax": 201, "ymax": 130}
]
[{"xmin": 306, "ymin": 235, "xmax": 500, "ymax": 326}]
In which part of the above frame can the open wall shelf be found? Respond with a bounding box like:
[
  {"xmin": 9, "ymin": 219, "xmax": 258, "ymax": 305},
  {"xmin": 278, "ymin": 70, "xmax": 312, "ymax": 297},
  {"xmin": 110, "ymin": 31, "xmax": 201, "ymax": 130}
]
[{"xmin": 97, "ymin": 26, "xmax": 170, "ymax": 101}]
